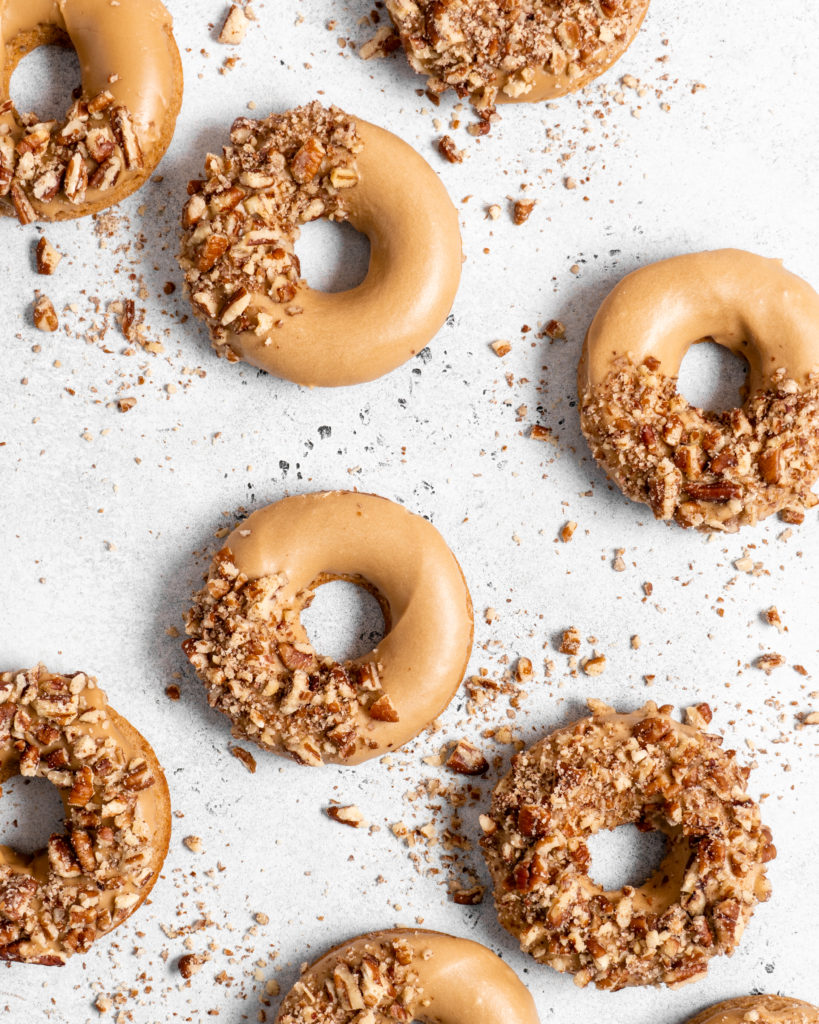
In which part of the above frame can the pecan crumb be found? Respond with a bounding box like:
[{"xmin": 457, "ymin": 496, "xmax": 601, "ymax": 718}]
[
  {"xmin": 446, "ymin": 738, "xmax": 489, "ymax": 776},
  {"xmin": 512, "ymin": 198, "xmax": 536, "ymax": 224},
  {"xmin": 490, "ymin": 339, "xmax": 511, "ymax": 357},
  {"xmin": 559, "ymin": 626, "xmax": 581, "ymax": 655},
  {"xmin": 437, "ymin": 135, "xmax": 463, "ymax": 163},
  {"xmin": 230, "ymin": 745, "xmax": 257, "ymax": 773},
  {"xmin": 755, "ymin": 653, "xmax": 785, "ymax": 674},
  {"xmin": 560, "ymin": 521, "xmax": 577, "ymax": 542},
  {"xmin": 33, "ymin": 294, "xmax": 58, "ymax": 332},
  {"xmin": 326, "ymin": 804, "xmax": 367, "ymax": 828},
  {"xmin": 35, "ymin": 237, "xmax": 62, "ymax": 275},
  {"xmin": 183, "ymin": 835, "xmax": 203, "ymax": 854},
  {"xmin": 178, "ymin": 953, "xmax": 209, "ymax": 979},
  {"xmin": 219, "ymin": 3, "xmax": 249, "ymax": 44}
]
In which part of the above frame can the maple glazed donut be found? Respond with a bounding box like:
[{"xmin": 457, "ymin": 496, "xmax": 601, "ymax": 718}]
[
  {"xmin": 275, "ymin": 928, "xmax": 540, "ymax": 1024},
  {"xmin": 183, "ymin": 491, "xmax": 474, "ymax": 766},
  {"xmin": 480, "ymin": 700, "xmax": 775, "ymax": 990},
  {"xmin": 687, "ymin": 997, "xmax": 819, "ymax": 1024},
  {"xmin": 0, "ymin": 665, "xmax": 171, "ymax": 965},
  {"xmin": 579, "ymin": 250, "xmax": 819, "ymax": 531},
  {"xmin": 178, "ymin": 101, "xmax": 462, "ymax": 387},
  {"xmin": 383, "ymin": 0, "xmax": 651, "ymax": 119},
  {"xmin": 0, "ymin": 0, "xmax": 182, "ymax": 223}
]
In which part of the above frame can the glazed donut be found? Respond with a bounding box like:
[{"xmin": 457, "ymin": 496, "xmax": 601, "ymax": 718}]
[
  {"xmin": 275, "ymin": 928, "xmax": 540, "ymax": 1024},
  {"xmin": 0, "ymin": 0, "xmax": 182, "ymax": 223},
  {"xmin": 183, "ymin": 491, "xmax": 473, "ymax": 766},
  {"xmin": 178, "ymin": 101, "xmax": 462, "ymax": 387},
  {"xmin": 687, "ymin": 997, "xmax": 819, "ymax": 1024},
  {"xmin": 384, "ymin": 0, "xmax": 650, "ymax": 118},
  {"xmin": 579, "ymin": 250, "xmax": 819, "ymax": 531},
  {"xmin": 480, "ymin": 699, "xmax": 775, "ymax": 990},
  {"xmin": 0, "ymin": 665, "xmax": 171, "ymax": 965}
]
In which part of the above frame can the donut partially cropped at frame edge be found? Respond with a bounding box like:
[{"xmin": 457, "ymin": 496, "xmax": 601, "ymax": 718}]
[
  {"xmin": 578, "ymin": 249, "xmax": 819, "ymax": 532},
  {"xmin": 0, "ymin": 0, "xmax": 183, "ymax": 223},
  {"xmin": 686, "ymin": 996, "xmax": 819, "ymax": 1024},
  {"xmin": 183, "ymin": 491, "xmax": 474, "ymax": 766},
  {"xmin": 381, "ymin": 0, "xmax": 651, "ymax": 118},
  {"xmin": 0, "ymin": 665, "xmax": 171, "ymax": 965},
  {"xmin": 178, "ymin": 102, "xmax": 463, "ymax": 387},
  {"xmin": 480, "ymin": 699, "xmax": 775, "ymax": 990},
  {"xmin": 275, "ymin": 928, "xmax": 540, "ymax": 1024}
]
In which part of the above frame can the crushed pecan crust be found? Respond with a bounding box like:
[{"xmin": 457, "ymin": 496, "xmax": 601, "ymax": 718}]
[
  {"xmin": 0, "ymin": 89, "xmax": 143, "ymax": 222},
  {"xmin": 580, "ymin": 358, "xmax": 819, "ymax": 531},
  {"xmin": 177, "ymin": 102, "xmax": 362, "ymax": 361},
  {"xmin": 385, "ymin": 0, "xmax": 648, "ymax": 117},
  {"xmin": 480, "ymin": 700, "xmax": 774, "ymax": 990},
  {"xmin": 0, "ymin": 666, "xmax": 161, "ymax": 964},
  {"xmin": 277, "ymin": 936, "xmax": 420, "ymax": 1023},
  {"xmin": 183, "ymin": 547, "xmax": 390, "ymax": 766}
]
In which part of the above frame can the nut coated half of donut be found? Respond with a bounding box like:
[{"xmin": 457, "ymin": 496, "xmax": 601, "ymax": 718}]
[
  {"xmin": 276, "ymin": 928, "xmax": 540, "ymax": 1024},
  {"xmin": 0, "ymin": 0, "xmax": 183, "ymax": 223},
  {"xmin": 687, "ymin": 997, "xmax": 819, "ymax": 1024},
  {"xmin": 178, "ymin": 102, "xmax": 462, "ymax": 387},
  {"xmin": 0, "ymin": 665, "xmax": 171, "ymax": 965},
  {"xmin": 183, "ymin": 491, "xmax": 474, "ymax": 766},
  {"xmin": 579, "ymin": 250, "xmax": 819, "ymax": 531},
  {"xmin": 384, "ymin": 0, "xmax": 650, "ymax": 119},
  {"xmin": 481, "ymin": 699, "xmax": 775, "ymax": 990}
]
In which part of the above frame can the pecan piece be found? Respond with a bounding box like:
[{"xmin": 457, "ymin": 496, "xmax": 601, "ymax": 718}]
[
  {"xmin": 290, "ymin": 136, "xmax": 326, "ymax": 183},
  {"xmin": 36, "ymin": 237, "xmax": 62, "ymax": 275},
  {"xmin": 196, "ymin": 233, "xmax": 230, "ymax": 272},
  {"xmin": 67, "ymin": 765, "xmax": 94, "ymax": 807},
  {"xmin": 111, "ymin": 106, "xmax": 144, "ymax": 169},
  {"xmin": 446, "ymin": 738, "xmax": 489, "ymax": 776},
  {"xmin": 327, "ymin": 804, "xmax": 367, "ymax": 828},
  {"xmin": 368, "ymin": 693, "xmax": 399, "ymax": 722},
  {"xmin": 683, "ymin": 480, "xmax": 743, "ymax": 502},
  {"xmin": 33, "ymin": 294, "xmax": 59, "ymax": 332},
  {"xmin": 437, "ymin": 135, "xmax": 463, "ymax": 163}
]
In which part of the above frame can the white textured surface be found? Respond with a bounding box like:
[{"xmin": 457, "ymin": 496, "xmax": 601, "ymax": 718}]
[{"xmin": 1, "ymin": 0, "xmax": 819, "ymax": 1020}]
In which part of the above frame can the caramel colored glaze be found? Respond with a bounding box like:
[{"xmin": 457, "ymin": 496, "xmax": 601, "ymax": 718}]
[
  {"xmin": 226, "ymin": 491, "xmax": 474, "ymax": 764},
  {"xmin": 496, "ymin": 2, "xmax": 650, "ymax": 105},
  {"xmin": 580, "ymin": 250, "xmax": 819, "ymax": 393},
  {"xmin": 687, "ymin": 997, "xmax": 819, "ymax": 1024},
  {"xmin": 276, "ymin": 929, "xmax": 540, "ymax": 1024},
  {"xmin": 0, "ymin": 670, "xmax": 171, "ymax": 964},
  {"xmin": 225, "ymin": 122, "xmax": 462, "ymax": 387},
  {"xmin": 0, "ymin": 0, "xmax": 182, "ymax": 220}
]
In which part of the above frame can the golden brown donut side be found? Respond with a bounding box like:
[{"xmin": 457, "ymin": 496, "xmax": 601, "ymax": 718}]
[
  {"xmin": 0, "ymin": 665, "xmax": 171, "ymax": 964},
  {"xmin": 183, "ymin": 491, "xmax": 474, "ymax": 766},
  {"xmin": 384, "ymin": 0, "xmax": 650, "ymax": 120},
  {"xmin": 579, "ymin": 250, "xmax": 819, "ymax": 531},
  {"xmin": 276, "ymin": 928, "xmax": 540, "ymax": 1024},
  {"xmin": 481, "ymin": 700, "xmax": 774, "ymax": 990},
  {"xmin": 686, "ymin": 996, "xmax": 819, "ymax": 1024},
  {"xmin": 179, "ymin": 102, "xmax": 461, "ymax": 387},
  {"xmin": 0, "ymin": 0, "xmax": 182, "ymax": 222}
]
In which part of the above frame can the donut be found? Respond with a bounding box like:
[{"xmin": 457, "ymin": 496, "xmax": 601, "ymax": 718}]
[
  {"xmin": 183, "ymin": 491, "xmax": 474, "ymax": 766},
  {"xmin": 384, "ymin": 0, "xmax": 650, "ymax": 119},
  {"xmin": 692, "ymin": 995, "xmax": 818, "ymax": 1024},
  {"xmin": 480, "ymin": 699, "xmax": 775, "ymax": 990},
  {"xmin": 177, "ymin": 101, "xmax": 462, "ymax": 387},
  {"xmin": 0, "ymin": 665, "xmax": 171, "ymax": 965},
  {"xmin": 0, "ymin": 0, "xmax": 182, "ymax": 223},
  {"xmin": 687, "ymin": 997, "xmax": 819, "ymax": 1024},
  {"xmin": 275, "ymin": 928, "xmax": 540, "ymax": 1024},
  {"xmin": 579, "ymin": 250, "xmax": 819, "ymax": 531}
]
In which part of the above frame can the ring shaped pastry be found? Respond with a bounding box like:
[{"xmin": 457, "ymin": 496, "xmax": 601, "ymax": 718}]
[
  {"xmin": 579, "ymin": 250, "xmax": 819, "ymax": 531},
  {"xmin": 276, "ymin": 928, "xmax": 540, "ymax": 1024},
  {"xmin": 179, "ymin": 102, "xmax": 462, "ymax": 387},
  {"xmin": 481, "ymin": 700, "xmax": 775, "ymax": 990},
  {"xmin": 688, "ymin": 997, "xmax": 819, "ymax": 1024},
  {"xmin": 0, "ymin": 665, "xmax": 171, "ymax": 965},
  {"xmin": 184, "ymin": 491, "xmax": 474, "ymax": 766},
  {"xmin": 0, "ymin": 0, "xmax": 182, "ymax": 223},
  {"xmin": 384, "ymin": 0, "xmax": 650, "ymax": 118}
]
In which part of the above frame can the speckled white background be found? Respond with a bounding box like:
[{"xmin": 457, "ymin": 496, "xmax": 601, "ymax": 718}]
[{"xmin": 1, "ymin": 0, "xmax": 818, "ymax": 1021}]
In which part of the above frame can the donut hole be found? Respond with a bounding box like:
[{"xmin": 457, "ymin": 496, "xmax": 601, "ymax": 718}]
[
  {"xmin": 302, "ymin": 577, "xmax": 386, "ymax": 662},
  {"xmin": 586, "ymin": 823, "xmax": 668, "ymax": 893},
  {"xmin": 677, "ymin": 340, "xmax": 749, "ymax": 414},
  {"xmin": 0, "ymin": 772, "xmax": 66, "ymax": 858},
  {"xmin": 9, "ymin": 41, "xmax": 81, "ymax": 123},
  {"xmin": 296, "ymin": 218, "xmax": 371, "ymax": 294}
]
